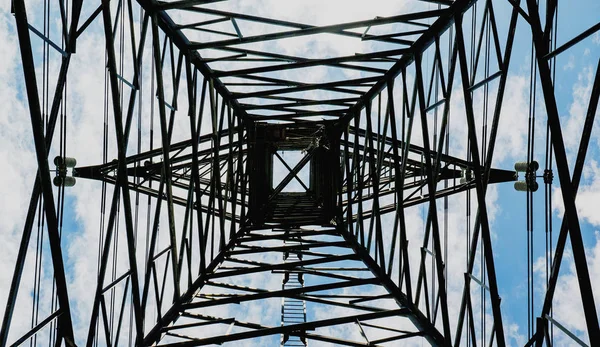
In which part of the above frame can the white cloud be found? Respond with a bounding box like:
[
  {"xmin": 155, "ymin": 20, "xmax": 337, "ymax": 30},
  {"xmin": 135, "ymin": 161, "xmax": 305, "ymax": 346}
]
[
  {"xmin": 2, "ymin": 1, "xmax": 599, "ymax": 346},
  {"xmin": 0, "ymin": 4, "xmax": 50, "ymax": 342},
  {"xmin": 553, "ymin": 65, "xmax": 600, "ymax": 226},
  {"xmin": 563, "ymin": 55, "xmax": 576, "ymax": 71},
  {"xmin": 553, "ymin": 160, "xmax": 600, "ymax": 227},
  {"xmin": 532, "ymin": 231, "xmax": 600, "ymax": 346},
  {"xmin": 446, "ymin": 74, "xmax": 530, "ymax": 166},
  {"xmin": 562, "ymin": 65, "xmax": 596, "ymax": 154}
]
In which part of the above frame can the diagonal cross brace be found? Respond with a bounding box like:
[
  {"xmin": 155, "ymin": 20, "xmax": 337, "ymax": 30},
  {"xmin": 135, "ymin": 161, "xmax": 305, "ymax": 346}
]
[
  {"xmin": 273, "ymin": 151, "xmax": 310, "ymax": 192},
  {"xmin": 269, "ymin": 148, "xmax": 315, "ymax": 201}
]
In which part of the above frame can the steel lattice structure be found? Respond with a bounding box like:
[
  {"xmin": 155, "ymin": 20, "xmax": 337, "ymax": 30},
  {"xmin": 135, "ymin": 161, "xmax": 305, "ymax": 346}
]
[{"xmin": 2, "ymin": 0, "xmax": 600, "ymax": 346}]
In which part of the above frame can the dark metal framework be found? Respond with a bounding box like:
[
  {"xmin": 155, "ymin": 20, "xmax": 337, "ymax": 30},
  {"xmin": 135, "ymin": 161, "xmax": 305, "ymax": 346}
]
[{"xmin": 2, "ymin": 0, "xmax": 600, "ymax": 346}]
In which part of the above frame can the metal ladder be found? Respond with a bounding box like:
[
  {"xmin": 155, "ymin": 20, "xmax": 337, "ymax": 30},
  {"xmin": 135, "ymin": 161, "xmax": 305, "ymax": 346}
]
[{"xmin": 280, "ymin": 236, "xmax": 307, "ymax": 347}]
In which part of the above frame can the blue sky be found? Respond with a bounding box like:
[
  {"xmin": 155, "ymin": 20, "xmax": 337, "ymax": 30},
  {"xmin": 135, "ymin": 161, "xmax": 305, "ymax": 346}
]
[{"xmin": 1, "ymin": 0, "xmax": 600, "ymax": 346}]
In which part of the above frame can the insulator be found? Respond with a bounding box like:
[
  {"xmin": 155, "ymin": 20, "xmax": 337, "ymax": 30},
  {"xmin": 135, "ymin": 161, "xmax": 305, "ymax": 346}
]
[
  {"xmin": 64, "ymin": 157, "xmax": 77, "ymax": 168},
  {"xmin": 514, "ymin": 161, "xmax": 526, "ymax": 172},
  {"xmin": 514, "ymin": 181, "xmax": 528, "ymax": 191},
  {"xmin": 53, "ymin": 176, "xmax": 76, "ymax": 187},
  {"xmin": 65, "ymin": 176, "xmax": 76, "ymax": 187},
  {"xmin": 53, "ymin": 156, "xmax": 77, "ymax": 168},
  {"xmin": 514, "ymin": 180, "xmax": 538, "ymax": 192},
  {"xmin": 514, "ymin": 161, "xmax": 539, "ymax": 172}
]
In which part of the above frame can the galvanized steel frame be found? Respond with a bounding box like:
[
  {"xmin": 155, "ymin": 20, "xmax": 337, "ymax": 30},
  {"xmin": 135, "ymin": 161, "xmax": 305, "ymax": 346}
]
[{"xmin": 3, "ymin": 0, "xmax": 600, "ymax": 346}]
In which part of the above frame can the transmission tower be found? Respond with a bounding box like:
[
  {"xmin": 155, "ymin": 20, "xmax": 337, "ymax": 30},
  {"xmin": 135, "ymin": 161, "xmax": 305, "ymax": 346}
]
[{"xmin": 2, "ymin": 0, "xmax": 600, "ymax": 346}]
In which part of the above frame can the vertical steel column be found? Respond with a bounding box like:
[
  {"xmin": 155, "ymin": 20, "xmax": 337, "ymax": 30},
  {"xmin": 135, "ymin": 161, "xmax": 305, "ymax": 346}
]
[
  {"xmin": 526, "ymin": 0, "xmax": 600, "ymax": 343},
  {"xmin": 10, "ymin": 0, "xmax": 75, "ymax": 343},
  {"xmin": 100, "ymin": 0, "xmax": 144, "ymax": 340},
  {"xmin": 454, "ymin": 12, "xmax": 506, "ymax": 346}
]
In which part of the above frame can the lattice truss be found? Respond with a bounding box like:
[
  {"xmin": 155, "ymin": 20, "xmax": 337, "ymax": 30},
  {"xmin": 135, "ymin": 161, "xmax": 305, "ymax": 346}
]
[{"xmin": 2, "ymin": 0, "xmax": 600, "ymax": 346}]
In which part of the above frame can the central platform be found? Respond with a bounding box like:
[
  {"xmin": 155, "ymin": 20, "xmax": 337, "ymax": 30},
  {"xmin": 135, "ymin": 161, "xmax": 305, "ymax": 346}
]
[{"xmin": 248, "ymin": 122, "xmax": 341, "ymax": 226}]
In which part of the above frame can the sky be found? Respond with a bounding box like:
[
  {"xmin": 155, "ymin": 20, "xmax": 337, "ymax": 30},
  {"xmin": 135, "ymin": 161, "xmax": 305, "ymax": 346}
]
[{"xmin": 0, "ymin": 0, "xmax": 600, "ymax": 346}]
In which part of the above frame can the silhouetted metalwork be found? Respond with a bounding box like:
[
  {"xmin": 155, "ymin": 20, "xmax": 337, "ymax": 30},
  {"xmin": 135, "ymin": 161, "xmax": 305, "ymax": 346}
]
[{"xmin": 2, "ymin": 0, "xmax": 600, "ymax": 346}]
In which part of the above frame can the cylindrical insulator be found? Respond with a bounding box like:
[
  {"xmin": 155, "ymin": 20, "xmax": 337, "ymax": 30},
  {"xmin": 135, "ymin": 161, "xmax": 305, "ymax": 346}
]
[
  {"xmin": 514, "ymin": 180, "xmax": 538, "ymax": 192},
  {"xmin": 53, "ymin": 176, "xmax": 76, "ymax": 187},
  {"xmin": 53, "ymin": 156, "xmax": 77, "ymax": 168},
  {"xmin": 63, "ymin": 157, "xmax": 77, "ymax": 168},
  {"xmin": 514, "ymin": 161, "xmax": 539, "ymax": 172},
  {"xmin": 514, "ymin": 162, "xmax": 528, "ymax": 172},
  {"xmin": 514, "ymin": 181, "xmax": 528, "ymax": 191}
]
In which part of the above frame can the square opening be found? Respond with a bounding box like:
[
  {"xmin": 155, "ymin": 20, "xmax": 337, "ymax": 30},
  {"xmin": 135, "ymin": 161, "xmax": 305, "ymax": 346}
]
[{"xmin": 272, "ymin": 150, "xmax": 310, "ymax": 192}]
